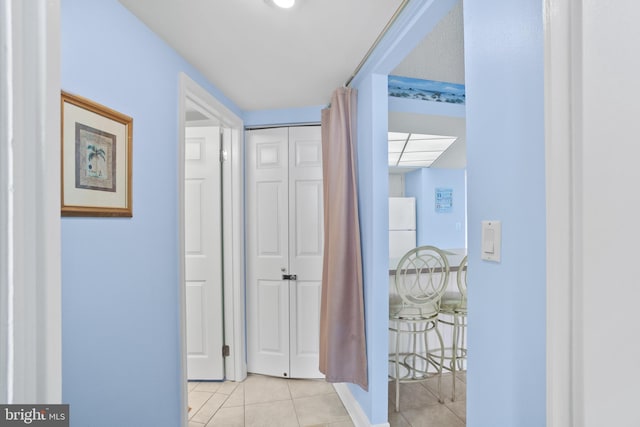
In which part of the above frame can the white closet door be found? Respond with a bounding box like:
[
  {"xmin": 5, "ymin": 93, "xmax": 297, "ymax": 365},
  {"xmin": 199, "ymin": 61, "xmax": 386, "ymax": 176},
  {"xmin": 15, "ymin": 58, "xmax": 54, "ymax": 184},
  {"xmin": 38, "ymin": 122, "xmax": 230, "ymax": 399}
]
[
  {"xmin": 185, "ymin": 126, "xmax": 224, "ymax": 380},
  {"xmin": 246, "ymin": 127, "xmax": 291, "ymax": 377},
  {"xmin": 288, "ymin": 126, "xmax": 324, "ymax": 378},
  {"xmin": 246, "ymin": 126, "xmax": 324, "ymax": 379}
]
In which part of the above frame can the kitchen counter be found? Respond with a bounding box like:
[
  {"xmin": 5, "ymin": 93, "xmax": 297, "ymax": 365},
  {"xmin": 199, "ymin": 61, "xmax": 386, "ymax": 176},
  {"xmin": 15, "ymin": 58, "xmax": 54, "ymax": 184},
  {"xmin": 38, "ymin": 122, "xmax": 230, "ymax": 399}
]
[{"xmin": 389, "ymin": 247, "xmax": 467, "ymax": 276}]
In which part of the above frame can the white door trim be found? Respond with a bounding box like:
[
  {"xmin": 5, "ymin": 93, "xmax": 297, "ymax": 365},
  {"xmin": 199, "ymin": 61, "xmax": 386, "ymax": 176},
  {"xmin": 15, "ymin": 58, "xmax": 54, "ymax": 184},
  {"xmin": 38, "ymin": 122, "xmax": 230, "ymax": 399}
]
[
  {"xmin": 178, "ymin": 73, "xmax": 246, "ymax": 425},
  {"xmin": 0, "ymin": 0, "xmax": 62, "ymax": 403},
  {"xmin": 544, "ymin": 0, "xmax": 583, "ymax": 425}
]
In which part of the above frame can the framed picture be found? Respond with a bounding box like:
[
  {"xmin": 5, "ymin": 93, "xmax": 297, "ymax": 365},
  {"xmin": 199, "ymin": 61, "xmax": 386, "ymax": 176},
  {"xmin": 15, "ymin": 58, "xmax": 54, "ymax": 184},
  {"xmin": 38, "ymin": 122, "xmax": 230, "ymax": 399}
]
[
  {"xmin": 61, "ymin": 91, "xmax": 133, "ymax": 217},
  {"xmin": 435, "ymin": 187, "xmax": 453, "ymax": 213}
]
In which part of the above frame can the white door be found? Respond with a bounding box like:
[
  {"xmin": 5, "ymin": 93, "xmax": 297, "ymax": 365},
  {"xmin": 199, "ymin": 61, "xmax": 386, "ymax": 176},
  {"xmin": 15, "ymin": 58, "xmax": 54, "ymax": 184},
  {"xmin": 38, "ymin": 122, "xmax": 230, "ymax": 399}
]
[
  {"xmin": 185, "ymin": 126, "xmax": 225, "ymax": 380},
  {"xmin": 246, "ymin": 127, "xmax": 290, "ymax": 378},
  {"xmin": 246, "ymin": 126, "xmax": 324, "ymax": 379},
  {"xmin": 288, "ymin": 127, "xmax": 324, "ymax": 378}
]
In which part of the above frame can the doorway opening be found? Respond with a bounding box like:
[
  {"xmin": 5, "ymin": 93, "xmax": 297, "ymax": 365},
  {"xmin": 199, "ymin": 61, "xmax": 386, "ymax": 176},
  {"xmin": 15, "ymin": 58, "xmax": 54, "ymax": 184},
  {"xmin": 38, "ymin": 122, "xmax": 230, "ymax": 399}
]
[
  {"xmin": 178, "ymin": 73, "xmax": 246, "ymax": 424},
  {"xmin": 383, "ymin": 0, "xmax": 468, "ymax": 423}
]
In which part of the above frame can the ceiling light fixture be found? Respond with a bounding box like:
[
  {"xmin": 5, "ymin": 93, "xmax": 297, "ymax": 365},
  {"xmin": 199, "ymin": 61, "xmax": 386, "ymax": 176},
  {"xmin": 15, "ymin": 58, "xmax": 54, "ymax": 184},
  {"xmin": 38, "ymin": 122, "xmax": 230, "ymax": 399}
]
[{"xmin": 271, "ymin": 0, "xmax": 295, "ymax": 8}]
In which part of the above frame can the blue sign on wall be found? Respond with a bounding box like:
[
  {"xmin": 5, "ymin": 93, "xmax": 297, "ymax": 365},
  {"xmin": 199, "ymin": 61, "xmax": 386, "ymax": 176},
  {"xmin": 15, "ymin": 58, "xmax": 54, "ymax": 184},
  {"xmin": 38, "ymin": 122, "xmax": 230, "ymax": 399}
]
[{"xmin": 435, "ymin": 188, "xmax": 453, "ymax": 213}]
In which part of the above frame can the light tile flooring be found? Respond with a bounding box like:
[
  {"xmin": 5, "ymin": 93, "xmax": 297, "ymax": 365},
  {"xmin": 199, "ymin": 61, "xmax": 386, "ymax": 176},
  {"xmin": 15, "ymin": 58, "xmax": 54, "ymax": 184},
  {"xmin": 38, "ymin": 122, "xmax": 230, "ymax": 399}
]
[
  {"xmin": 188, "ymin": 372, "xmax": 466, "ymax": 427},
  {"xmin": 388, "ymin": 372, "xmax": 466, "ymax": 427},
  {"xmin": 188, "ymin": 374, "xmax": 353, "ymax": 427}
]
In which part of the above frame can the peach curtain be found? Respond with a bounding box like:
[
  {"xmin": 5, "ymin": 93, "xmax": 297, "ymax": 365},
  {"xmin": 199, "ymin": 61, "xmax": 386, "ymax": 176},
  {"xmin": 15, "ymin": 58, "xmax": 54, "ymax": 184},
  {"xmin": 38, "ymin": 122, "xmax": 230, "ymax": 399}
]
[{"xmin": 319, "ymin": 87, "xmax": 368, "ymax": 390}]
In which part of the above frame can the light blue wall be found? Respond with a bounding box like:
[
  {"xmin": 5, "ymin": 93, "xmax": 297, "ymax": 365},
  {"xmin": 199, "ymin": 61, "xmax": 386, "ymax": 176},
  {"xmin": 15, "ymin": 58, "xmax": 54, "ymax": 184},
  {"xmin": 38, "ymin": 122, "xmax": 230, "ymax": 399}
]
[
  {"xmin": 60, "ymin": 1, "xmax": 241, "ymax": 426},
  {"xmin": 348, "ymin": 73, "xmax": 390, "ymax": 424},
  {"xmin": 405, "ymin": 168, "xmax": 466, "ymax": 249},
  {"xmin": 243, "ymin": 106, "xmax": 323, "ymax": 127},
  {"xmin": 350, "ymin": 0, "xmax": 545, "ymax": 425},
  {"xmin": 463, "ymin": 0, "xmax": 546, "ymax": 426}
]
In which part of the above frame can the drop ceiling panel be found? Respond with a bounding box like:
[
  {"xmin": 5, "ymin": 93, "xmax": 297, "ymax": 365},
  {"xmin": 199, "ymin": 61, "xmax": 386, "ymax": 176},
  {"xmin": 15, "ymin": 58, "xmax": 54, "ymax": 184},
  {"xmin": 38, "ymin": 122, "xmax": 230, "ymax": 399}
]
[
  {"xmin": 404, "ymin": 138, "xmax": 456, "ymax": 152},
  {"xmin": 387, "ymin": 132, "xmax": 457, "ymax": 168},
  {"xmin": 389, "ymin": 112, "xmax": 466, "ymax": 169}
]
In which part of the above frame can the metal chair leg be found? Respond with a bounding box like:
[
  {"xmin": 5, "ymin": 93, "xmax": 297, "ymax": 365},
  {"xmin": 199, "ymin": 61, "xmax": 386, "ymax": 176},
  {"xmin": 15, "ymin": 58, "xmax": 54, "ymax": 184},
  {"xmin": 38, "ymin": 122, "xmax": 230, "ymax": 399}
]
[
  {"xmin": 431, "ymin": 320, "xmax": 445, "ymax": 404},
  {"xmin": 451, "ymin": 313, "xmax": 458, "ymax": 402},
  {"xmin": 394, "ymin": 321, "xmax": 400, "ymax": 412}
]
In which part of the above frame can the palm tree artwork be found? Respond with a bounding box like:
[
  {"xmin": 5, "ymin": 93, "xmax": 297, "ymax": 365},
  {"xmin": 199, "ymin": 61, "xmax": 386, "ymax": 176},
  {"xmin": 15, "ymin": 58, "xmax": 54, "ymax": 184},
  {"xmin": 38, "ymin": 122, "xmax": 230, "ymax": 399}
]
[{"xmin": 86, "ymin": 144, "xmax": 106, "ymax": 178}]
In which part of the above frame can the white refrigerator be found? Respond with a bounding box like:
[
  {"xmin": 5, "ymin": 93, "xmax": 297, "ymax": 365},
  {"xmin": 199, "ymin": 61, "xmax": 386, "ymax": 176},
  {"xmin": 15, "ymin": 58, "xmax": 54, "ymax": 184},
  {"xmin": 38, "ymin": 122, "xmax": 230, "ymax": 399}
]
[{"xmin": 389, "ymin": 197, "xmax": 417, "ymax": 260}]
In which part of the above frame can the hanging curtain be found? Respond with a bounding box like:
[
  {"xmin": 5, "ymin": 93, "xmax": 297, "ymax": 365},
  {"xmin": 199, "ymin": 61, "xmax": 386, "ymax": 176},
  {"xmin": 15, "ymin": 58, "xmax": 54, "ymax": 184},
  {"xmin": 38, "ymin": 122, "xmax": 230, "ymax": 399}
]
[{"xmin": 319, "ymin": 87, "xmax": 368, "ymax": 390}]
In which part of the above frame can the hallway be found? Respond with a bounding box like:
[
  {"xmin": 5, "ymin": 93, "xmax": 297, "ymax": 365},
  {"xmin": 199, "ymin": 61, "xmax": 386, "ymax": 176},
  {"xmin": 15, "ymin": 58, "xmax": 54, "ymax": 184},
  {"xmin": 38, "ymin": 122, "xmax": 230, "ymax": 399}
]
[{"xmin": 188, "ymin": 373, "xmax": 465, "ymax": 426}]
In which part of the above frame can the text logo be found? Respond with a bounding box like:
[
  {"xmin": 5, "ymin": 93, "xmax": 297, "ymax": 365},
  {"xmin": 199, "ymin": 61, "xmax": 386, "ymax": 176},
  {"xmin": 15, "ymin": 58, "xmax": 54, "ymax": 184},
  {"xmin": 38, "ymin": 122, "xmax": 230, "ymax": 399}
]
[{"xmin": 0, "ymin": 405, "xmax": 68, "ymax": 426}]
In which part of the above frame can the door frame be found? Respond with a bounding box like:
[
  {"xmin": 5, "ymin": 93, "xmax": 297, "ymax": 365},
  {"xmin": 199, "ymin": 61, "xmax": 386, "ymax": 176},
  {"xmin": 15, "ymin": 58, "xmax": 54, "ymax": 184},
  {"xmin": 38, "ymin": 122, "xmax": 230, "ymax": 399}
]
[
  {"xmin": 178, "ymin": 73, "xmax": 246, "ymax": 424},
  {"xmin": 0, "ymin": 0, "xmax": 61, "ymax": 403},
  {"xmin": 544, "ymin": 0, "xmax": 582, "ymax": 425}
]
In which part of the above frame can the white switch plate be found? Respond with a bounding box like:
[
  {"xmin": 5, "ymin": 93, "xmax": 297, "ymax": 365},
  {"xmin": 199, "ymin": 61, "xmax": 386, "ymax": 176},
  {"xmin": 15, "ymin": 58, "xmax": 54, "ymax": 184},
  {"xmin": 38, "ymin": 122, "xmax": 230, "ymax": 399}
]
[{"xmin": 481, "ymin": 220, "xmax": 501, "ymax": 262}]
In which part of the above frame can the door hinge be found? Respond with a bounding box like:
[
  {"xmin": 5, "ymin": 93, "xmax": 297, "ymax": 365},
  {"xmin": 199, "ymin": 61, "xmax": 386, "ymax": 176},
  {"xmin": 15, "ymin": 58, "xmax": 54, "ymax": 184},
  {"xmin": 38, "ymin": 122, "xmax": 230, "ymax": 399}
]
[
  {"xmin": 220, "ymin": 149, "xmax": 228, "ymax": 163},
  {"xmin": 222, "ymin": 345, "xmax": 230, "ymax": 357}
]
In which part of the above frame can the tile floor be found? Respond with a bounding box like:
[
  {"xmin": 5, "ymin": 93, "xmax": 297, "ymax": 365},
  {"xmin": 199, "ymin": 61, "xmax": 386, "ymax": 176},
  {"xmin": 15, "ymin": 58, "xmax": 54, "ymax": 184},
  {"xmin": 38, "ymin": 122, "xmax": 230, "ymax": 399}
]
[
  {"xmin": 188, "ymin": 374, "xmax": 353, "ymax": 427},
  {"xmin": 388, "ymin": 372, "xmax": 466, "ymax": 427},
  {"xmin": 188, "ymin": 372, "xmax": 466, "ymax": 427}
]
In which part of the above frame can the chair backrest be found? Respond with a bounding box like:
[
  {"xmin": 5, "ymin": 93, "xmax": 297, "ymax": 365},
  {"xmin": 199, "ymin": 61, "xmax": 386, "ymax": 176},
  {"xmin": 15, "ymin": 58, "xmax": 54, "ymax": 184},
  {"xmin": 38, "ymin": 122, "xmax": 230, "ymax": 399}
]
[
  {"xmin": 394, "ymin": 245, "xmax": 450, "ymax": 312},
  {"xmin": 457, "ymin": 255, "xmax": 468, "ymax": 299}
]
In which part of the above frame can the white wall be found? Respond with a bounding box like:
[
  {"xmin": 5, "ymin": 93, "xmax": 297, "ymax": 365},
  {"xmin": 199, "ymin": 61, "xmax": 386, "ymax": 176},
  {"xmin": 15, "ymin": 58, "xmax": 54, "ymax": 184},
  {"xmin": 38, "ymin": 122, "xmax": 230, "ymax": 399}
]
[
  {"xmin": 389, "ymin": 173, "xmax": 405, "ymax": 197},
  {"xmin": 579, "ymin": 2, "xmax": 640, "ymax": 425}
]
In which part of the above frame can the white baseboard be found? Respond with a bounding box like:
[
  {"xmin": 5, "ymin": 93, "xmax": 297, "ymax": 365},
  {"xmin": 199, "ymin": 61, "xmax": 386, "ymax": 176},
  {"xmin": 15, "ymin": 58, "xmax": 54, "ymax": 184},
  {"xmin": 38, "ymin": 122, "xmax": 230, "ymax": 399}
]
[{"xmin": 333, "ymin": 383, "xmax": 390, "ymax": 427}]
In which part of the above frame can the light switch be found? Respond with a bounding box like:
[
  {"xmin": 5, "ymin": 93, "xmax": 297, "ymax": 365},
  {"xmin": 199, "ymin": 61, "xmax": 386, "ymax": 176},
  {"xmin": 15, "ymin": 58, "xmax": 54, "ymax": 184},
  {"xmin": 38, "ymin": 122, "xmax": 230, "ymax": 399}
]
[
  {"xmin": 481, "ymin": 220, "xmax": 501, "ymax": 262},
  {"xmin": 483, "ymin": 229, "xmax": 495, "ymax": 253}
]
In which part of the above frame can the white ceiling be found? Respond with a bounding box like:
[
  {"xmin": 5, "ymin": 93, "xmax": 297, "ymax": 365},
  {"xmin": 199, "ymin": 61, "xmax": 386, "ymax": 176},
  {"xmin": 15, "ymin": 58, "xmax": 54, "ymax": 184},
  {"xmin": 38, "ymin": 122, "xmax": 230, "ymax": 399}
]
[
  {"xmin": 119, "ymin": 0, "xmax": 403, "ymax": 111},
  {"xmin": 119, "ymin": 0, "xmax": 466, "ymax": 168},
  {"xmin": 391, "ymin": 0, "xmax": 464, "ymax": 84}
]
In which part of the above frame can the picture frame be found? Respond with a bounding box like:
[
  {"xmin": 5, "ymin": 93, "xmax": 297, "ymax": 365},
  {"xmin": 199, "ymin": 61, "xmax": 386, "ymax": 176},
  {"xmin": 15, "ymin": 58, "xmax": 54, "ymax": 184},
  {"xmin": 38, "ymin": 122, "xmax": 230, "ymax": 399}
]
[{"xmin": 61, "ymin": 91, "xmax": 133, "ymax": 217}]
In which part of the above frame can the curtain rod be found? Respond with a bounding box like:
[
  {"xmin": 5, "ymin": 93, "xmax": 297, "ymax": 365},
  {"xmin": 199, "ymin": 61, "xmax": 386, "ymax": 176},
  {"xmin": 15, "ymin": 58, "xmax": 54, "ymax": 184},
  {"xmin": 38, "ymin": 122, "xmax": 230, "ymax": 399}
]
[
  {"xmin": 343, "ymin": 0, "xmax": 411, "ymax": 88},
  {"xmin": 245, "ymin": 122, "xmax": 320, "ymax": 130}
]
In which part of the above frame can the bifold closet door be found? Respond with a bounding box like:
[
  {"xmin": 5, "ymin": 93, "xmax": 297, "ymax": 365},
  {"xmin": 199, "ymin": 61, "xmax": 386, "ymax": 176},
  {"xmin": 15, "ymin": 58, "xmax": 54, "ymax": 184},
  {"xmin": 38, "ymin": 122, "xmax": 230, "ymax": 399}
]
[
  {"xmin": 288, "ymin": 126, "xmax": 323, "ymax": 378},
  {"xmin": 246, "ymin": 126, "xmax": 323, "ymax": 379}
]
